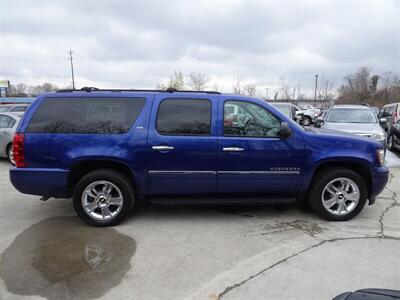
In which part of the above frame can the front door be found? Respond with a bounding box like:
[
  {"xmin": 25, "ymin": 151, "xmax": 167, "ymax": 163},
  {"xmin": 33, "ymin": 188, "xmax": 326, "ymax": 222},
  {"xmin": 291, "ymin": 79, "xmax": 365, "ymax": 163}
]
[
  {"xmin": 146, "ymin": 95, "xmax": 218, "ymax": 195},
  {"xmin": 217, "ymin": 98, "xmax": 306, "ymax": 195}
]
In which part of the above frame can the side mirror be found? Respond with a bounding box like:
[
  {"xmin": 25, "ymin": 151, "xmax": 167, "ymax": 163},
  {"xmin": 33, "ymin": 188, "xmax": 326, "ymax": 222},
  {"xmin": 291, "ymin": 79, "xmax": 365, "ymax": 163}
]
[
  {"xmin": 379, "ymin": 118, "xmax": 387, "ymax": 125},
  {"xmin": 279, "ymin": 122, "xmax": 292, "ymax": 138}
]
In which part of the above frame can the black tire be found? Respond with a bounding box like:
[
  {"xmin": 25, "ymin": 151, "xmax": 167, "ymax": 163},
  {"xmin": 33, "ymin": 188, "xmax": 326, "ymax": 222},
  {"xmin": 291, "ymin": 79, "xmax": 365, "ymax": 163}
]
[
  {"xmin": 6, "ymin": 144, "xmax": 15, "ymax": 165},
  {"xmin": 302, "ymin": 116, "xmax": 312, "ymax": 126},
  {"xmin": 308, "ymin": 168, "xmax": 368, "ymax": 221},
  {"xmin": 73, "ymin": 169, "xmax": 134, "ymax": 227}
]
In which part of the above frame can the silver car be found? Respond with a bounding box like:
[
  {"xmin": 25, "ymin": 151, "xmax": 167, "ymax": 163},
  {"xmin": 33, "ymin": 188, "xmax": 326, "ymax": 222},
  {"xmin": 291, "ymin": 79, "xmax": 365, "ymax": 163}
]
[
  {"xmin": 321, "ymin": 105, "xmax": 386, "ymax": 146},
  {"xmin": 0, "ymin": 112, "xmax": 21, "ymax": 164}
]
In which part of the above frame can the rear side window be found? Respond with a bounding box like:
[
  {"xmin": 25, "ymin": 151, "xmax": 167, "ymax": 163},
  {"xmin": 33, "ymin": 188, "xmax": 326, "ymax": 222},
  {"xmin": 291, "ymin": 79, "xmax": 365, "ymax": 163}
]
[
  {"xmin": 0, "ymin": 115, "xmax": 16, "ymax": 128},
  {"xmin": 156, "ymin": 99, "xmax": 211, "ymax": 136},
  {"xmin": 27, "ymin": 97, "xmax": 146, "ymax": 134}
]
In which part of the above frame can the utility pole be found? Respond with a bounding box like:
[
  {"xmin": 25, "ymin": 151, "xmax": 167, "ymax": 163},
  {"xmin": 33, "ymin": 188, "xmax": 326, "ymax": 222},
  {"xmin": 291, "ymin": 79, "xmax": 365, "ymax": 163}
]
[
  {"xmin": 265, "ymin": 87, "xmax": 269, "ymax": 100},
  {"xmin": 314, "ymin": 74, "xmax": 318, "ymax": 107},
  {"xmin": 68, "ymin": 49, "xmax": 75, "ymax": 89}
]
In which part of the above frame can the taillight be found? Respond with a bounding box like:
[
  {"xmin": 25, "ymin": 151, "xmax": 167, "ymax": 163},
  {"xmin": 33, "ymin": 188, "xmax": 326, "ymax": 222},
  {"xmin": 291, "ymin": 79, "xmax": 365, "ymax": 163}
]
[{"xmin": 12, "ymin": 133, "xmax": 26, "ymax": 168}]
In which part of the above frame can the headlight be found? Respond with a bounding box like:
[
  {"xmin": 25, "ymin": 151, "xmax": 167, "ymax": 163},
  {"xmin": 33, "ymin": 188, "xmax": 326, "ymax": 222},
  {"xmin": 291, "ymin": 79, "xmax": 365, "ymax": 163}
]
[
  {"xmin": 376, "ymin": 149, "xmax": 385, "ymax": 166},
  {"xmin": 372, "ymin": 133, "xmax": 385, "ymax": 140}
]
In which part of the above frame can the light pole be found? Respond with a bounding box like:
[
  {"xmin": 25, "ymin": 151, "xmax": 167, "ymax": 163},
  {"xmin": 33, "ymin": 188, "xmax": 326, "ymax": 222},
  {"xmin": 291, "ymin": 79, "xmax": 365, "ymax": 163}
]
[
  {"xmin": 265, "ymin": 88, "xmax": 269, "ymax": 100},
  {"xmin": 68, "ymin": 49, "xmax": 75, "ymax": 89},
  {"xmin": 314, "ymin": 74, "xmax": 318, "ymax": 107}
]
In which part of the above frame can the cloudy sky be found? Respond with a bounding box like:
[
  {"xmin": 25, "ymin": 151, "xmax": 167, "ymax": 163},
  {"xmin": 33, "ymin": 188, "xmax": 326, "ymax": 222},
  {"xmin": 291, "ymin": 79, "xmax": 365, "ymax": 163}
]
[{"xmin": 1, "ymin": 0, "xmax": 399, "ymax": 97}]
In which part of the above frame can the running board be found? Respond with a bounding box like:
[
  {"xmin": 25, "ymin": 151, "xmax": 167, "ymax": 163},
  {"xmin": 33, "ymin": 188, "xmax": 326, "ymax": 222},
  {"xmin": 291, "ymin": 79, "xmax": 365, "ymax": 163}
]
[{"xmin": 148, "ymin": 197, "xmax": 296, "ymax": 206}]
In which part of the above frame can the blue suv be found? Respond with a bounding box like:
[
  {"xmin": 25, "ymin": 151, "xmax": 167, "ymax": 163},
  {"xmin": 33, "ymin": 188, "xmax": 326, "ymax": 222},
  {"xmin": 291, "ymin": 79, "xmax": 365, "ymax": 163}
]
[{"xmin": 10, "ymin": 88, "xmax": 389, "ymax": 226}]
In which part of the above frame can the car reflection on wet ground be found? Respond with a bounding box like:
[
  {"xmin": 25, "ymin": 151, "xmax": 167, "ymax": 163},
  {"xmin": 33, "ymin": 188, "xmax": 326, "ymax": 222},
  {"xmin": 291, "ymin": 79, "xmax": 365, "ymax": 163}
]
[{"xmin": 0, "ymin": 217, "xmax": 136, "ymax": 300}]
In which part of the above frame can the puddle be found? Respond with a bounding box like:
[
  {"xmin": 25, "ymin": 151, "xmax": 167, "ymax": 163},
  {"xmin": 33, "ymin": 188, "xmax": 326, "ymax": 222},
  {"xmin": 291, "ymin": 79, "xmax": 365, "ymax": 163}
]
[{"xmin": 0, "ymin": 217, "xmax": 136, "ymax": 299}]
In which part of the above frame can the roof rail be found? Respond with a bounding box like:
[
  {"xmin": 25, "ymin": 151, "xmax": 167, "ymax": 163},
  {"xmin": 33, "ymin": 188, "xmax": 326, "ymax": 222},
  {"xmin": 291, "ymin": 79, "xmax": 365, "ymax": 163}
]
[{"xmin": 56, "ymin": 87, "xmax": 221, "ymax": 94}]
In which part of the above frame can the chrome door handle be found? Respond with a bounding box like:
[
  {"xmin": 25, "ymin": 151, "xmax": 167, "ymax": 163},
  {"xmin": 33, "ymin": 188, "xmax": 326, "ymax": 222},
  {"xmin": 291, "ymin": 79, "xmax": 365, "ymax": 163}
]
[
  {"xmin": 223, "ymin": 147, "xmax": 244, "ymax": 152},
  {"xmin": 152, "ymin": 145, "xmax": 175, "ymax": 151}
]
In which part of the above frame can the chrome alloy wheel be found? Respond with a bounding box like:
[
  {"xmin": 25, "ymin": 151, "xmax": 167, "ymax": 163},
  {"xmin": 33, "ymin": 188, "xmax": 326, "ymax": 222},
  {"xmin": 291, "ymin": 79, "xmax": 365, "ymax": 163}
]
[
  {"xmin": 321, "ymin": 177, "xmax": 360, "ymax": 216},
  {"xmin": 8, "ymin": 147, "xmax": 15, "ymax": 165},
  {"xmin": 81, "ymin": 181, "xmax": 124, "ymax": 221}
]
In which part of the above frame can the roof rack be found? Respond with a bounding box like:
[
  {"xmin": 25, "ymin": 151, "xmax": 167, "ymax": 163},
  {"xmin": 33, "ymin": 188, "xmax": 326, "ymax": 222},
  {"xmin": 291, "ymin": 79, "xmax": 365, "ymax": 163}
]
[{"xmin": 56, "ymin": 87, "xmax": 221, "ymax": 94}]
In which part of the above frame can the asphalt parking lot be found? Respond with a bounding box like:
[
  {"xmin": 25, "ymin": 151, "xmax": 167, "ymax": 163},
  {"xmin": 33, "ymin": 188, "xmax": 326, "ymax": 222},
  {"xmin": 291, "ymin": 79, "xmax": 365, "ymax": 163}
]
[{"xmin": 0, "ymin": 152, "xmax": 400, "ymax": 300}]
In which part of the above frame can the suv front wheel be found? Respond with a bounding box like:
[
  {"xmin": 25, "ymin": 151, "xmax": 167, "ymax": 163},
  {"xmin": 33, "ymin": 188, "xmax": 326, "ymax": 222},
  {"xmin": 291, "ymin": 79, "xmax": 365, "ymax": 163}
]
[
  {"xmin": 309, "ymin": 168, "xmax": 367, "ymax": 221},
  {"xmin": 73, "ymin": 169, "xmax": 134, "ymax": 226}
]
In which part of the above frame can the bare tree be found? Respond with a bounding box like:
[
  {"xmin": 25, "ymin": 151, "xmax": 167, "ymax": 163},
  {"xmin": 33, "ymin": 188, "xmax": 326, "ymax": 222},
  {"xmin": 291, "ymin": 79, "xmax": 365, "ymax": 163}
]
[
  {"xmin": 8, "ymin": 83, "xmax": 28, "ymax": 97},
  {"xmin": 243, "ymin": 83, "xmax": 257, "ymax": 96},
  {"xmin": 317, "ymin": 77, "xmax": 335, "ymax": 102},
  {"xmin": 28, "ymin": 83, "xmax": 59, "ymax": 96},
  {"xmin": 157, "ymin": 70, "xmax": 185, "ymax": 90},
  {"xmin": 187, "ymin": 73, "xmax": 209, "ymax": 91},
  {"xmin": 232, "ymin": 72, "xmax": 242, "ymax": 94}
]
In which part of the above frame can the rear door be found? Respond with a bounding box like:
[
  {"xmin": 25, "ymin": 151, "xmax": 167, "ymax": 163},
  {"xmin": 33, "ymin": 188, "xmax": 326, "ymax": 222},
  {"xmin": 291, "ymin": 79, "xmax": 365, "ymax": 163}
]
[{"xmin": 146, "ymin": 94, "xmax": 218, "ymax": 195}]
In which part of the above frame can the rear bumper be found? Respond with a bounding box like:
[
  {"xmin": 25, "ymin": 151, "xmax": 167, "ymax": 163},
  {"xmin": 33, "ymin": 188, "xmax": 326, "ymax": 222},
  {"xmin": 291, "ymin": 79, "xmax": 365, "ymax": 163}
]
[
  {"xmin": 9, "ymin": 167, "xmax": 69, "ymax": 198},
  {"xmin": 369, "ymin": 166, "xmax": 389, "ymax": 203}
]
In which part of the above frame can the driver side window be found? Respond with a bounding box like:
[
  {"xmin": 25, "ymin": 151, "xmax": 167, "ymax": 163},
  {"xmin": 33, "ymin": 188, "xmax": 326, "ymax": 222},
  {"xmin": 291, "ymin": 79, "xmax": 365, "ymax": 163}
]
[{"xmin": 224, "ymin": 100, "xmax": 280, "ymax": 137}]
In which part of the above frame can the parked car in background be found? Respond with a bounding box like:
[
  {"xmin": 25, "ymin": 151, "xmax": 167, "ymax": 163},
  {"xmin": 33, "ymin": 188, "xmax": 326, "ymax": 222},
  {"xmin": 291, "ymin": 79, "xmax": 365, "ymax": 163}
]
[
  {"xmin": 271, "ymin": 102, "xmax": 303, "ymax": 123},
  {"xmin": 314, "ymin": 110, "xmax": 328, "ymax": 128},
  {"xmin": 0, "ymin": 104, "xmax": 29, "ymax": 115},
  {"xmin": 333, "ymin": 288, "xmax": 400, "ymax": 300},
  {"xmin": 0, "ymin": 112, "xmax": 21, "ymax": 164},
  {"xmin": 378, "ymin": 102, "xmax": 400, "ymax": 134},
  {"xmin": 10, "ymin": 88, "xmax": 388, "ymax": 226},
  {"xmin": 320, "ymin": 105, "xmax": 386, "ymax": 147},
  {"xmin": 387, "ymin": 119, "xmax": 400, "ymax": 151},
  {"xmin": 371, "ymin": 106, "xmax": 380, "ymax": 115},
  {"xmin": 301, "ymin": 107, "xmax": 321, "ymax": 126}
]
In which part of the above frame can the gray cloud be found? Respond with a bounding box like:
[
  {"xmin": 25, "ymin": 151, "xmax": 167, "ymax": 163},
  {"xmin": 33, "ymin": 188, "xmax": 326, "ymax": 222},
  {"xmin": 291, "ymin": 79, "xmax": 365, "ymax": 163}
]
[{"xmin": 1, "ymin": 0, "xmax": 399, "ymax": 95}]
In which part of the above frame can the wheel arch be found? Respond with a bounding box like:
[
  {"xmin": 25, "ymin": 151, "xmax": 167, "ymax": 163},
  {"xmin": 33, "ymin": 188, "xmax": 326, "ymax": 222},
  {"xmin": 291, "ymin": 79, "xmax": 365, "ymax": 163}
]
[
  {"xmin": 307, "ymin": 159, "xmax": 373, "ymax": 200},
  {"xmin": 67, "ymin": 159, "xmax": 135, "ymax": 197}
]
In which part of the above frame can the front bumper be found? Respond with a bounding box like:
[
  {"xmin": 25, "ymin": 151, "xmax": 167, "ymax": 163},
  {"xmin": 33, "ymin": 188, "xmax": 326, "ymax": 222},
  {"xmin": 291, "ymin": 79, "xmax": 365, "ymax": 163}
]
[
  {"xmin": 369, "ymin": 166, "xmax": 389, "ymax": 204},
  {"xmin": 10, "ymin": 167, "xmax": 69, "ymax": 198}
]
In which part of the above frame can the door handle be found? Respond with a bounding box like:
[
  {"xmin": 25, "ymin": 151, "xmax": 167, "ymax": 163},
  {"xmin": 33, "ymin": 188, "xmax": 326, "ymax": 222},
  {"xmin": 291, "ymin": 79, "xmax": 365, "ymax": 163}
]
[
  {"xmin": 152, "ymin": 145, "xmax": 175, "ymax": 151},
  {"xmin": 0, "ymin": 131, "xmax": 7, "ymax": 134},
  {"xmin": 223, "ymin": 147, "xmax": 244, "ymax": 152}
]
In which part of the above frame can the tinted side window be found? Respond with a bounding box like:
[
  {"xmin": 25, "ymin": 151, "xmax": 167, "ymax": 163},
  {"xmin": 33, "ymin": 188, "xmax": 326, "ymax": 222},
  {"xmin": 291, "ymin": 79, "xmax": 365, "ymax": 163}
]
[
  {"xmin": 27, "ymin": 97, "xmax": 145, "ymax": 134},
  {"xmin": 0, "ymin": 115, "xmax": 16, "ymax": 128},
  {"xmin": 224, "ymin": 100, "xmax": 280, "ymax": 137},
  {"xmin": 156, "ymin": 99, "xmax": 211, "ymax": 136}
]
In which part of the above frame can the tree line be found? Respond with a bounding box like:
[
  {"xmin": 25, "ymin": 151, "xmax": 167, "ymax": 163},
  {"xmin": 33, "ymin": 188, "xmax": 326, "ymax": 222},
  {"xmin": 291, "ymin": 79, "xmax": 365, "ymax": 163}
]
[{"xmin": 6, "ymin": 67, "xmax": 400, "ymax": 107}]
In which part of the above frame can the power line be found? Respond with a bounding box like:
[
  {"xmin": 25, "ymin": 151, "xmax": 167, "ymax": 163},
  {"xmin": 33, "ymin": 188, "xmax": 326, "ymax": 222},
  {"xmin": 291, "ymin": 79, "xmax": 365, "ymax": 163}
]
[{"xmin": 68, "ymin": 49, "xmax": 75, "ymax": 89}]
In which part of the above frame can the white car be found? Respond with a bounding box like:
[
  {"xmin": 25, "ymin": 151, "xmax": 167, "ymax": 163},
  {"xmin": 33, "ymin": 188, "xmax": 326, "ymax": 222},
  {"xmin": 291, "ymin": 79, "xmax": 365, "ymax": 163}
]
[{"xmin": 320, "ymin": 105, "xmax": 386, "ymax": 146}]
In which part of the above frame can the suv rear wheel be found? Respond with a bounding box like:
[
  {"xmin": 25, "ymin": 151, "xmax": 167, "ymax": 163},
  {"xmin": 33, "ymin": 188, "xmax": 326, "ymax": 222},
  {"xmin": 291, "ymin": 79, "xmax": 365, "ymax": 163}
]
[
  {"xmin": 73, "ymin": 169, "xmax": 134, "ymax": 226},
  {"xmin": 309, "ymin": 168, "xmax": 367, "ymax": 221}
]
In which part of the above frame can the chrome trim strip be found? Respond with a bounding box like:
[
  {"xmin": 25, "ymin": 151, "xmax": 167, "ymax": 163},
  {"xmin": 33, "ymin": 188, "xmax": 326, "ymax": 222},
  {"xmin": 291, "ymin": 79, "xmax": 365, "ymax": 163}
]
[
  {"xmin": 149, "ymin": 170, "xmax": 300, "ymax": 175},
  {"xmin": 149, "ymin": 170, "xmax": 217, "ymax": 175},
  {"xmin": 218, "ymin": 171, "xmax": 300, "ymax": 175}
]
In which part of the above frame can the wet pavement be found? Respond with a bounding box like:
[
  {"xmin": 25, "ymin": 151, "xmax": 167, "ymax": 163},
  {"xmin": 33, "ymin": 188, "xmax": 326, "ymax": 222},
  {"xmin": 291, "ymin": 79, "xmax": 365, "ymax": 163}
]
[
  {"xmin": 0, "ymin": 217, "xmax": 135, "ymax": 300},
  {"xmin": 0, "ymin": 151, "xmax": 399, "ymax": 300}
]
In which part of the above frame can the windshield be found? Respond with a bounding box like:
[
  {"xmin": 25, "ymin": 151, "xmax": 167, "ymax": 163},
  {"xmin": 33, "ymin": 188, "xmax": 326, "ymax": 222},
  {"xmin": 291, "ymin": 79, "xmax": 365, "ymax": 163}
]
[
  {"xmin": 0, "ymin": 106, "xmax": 11, "ymax": 112},
  {"xmin": 326, "ymin": 108, "xmax": 377, "ymax": 123},
  {"xmin": 272, "ymin": 104, "xmax": 290, "ymax": 117}
]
